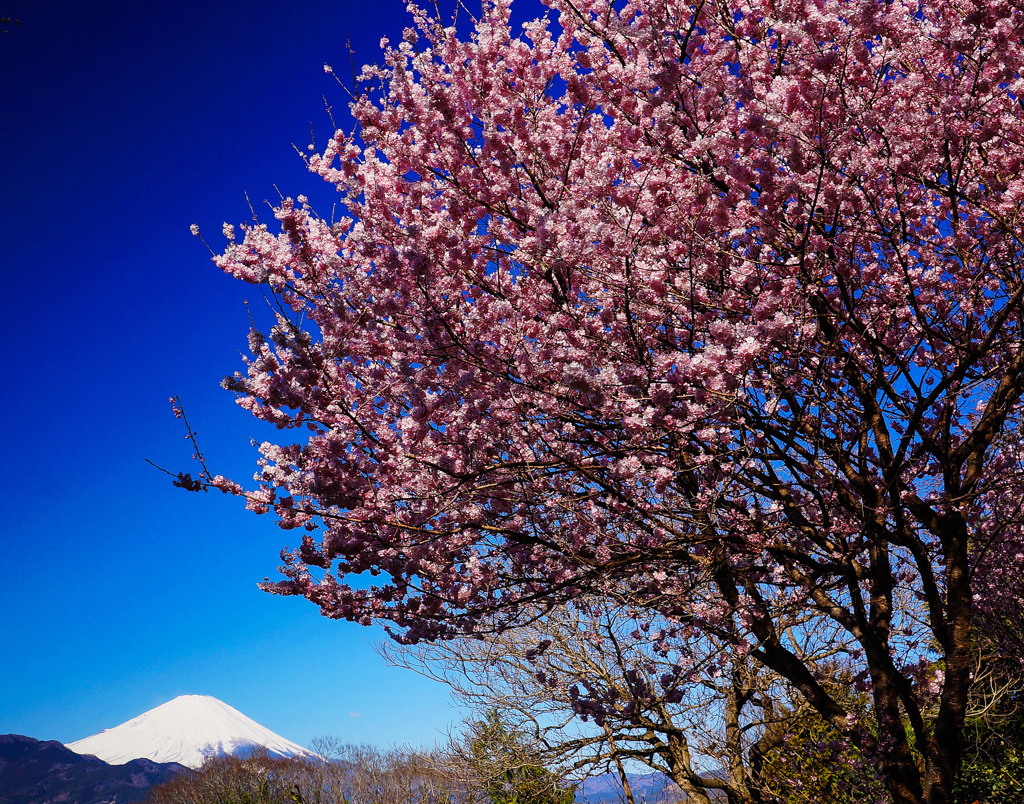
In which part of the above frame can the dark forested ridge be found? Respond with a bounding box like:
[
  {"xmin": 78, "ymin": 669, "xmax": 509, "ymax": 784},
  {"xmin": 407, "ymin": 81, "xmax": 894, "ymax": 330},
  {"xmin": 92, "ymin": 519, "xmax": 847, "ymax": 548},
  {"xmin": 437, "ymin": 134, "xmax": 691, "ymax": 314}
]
[{"xmin": 0, "ymin": 734, "xmax": 185, "ymax": 804}]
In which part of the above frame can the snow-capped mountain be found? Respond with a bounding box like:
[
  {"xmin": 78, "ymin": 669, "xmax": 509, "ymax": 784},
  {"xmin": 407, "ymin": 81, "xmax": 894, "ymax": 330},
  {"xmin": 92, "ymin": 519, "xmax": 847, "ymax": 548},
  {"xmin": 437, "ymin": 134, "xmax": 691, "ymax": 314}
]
[{"xmin": 66, "ymin": 694, "xmax": 314, "ymax": 769}]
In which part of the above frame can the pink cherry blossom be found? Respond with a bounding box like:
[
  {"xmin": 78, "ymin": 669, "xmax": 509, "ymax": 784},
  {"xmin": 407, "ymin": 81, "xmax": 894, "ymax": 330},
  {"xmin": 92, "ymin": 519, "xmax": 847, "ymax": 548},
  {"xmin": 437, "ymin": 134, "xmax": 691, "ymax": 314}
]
[{"xmin": 192, "ymin": 1, "xmax": 1024, "ymax": 801}]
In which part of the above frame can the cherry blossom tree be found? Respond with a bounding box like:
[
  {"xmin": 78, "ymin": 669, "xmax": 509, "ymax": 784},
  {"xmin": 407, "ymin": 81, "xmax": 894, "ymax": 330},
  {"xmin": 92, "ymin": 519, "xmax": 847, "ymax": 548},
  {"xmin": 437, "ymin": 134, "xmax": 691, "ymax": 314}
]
[{"xmin": 190, "ymin": 0, "xmax": 1024, "ymax": 801}]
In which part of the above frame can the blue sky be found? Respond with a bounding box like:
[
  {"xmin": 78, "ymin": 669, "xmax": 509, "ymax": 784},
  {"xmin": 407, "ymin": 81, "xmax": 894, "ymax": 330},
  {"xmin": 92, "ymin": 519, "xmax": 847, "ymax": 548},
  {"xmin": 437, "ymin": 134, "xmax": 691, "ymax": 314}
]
[{"xmin": 0, "ymin": 0, "xmax": 538, "ymax": 751}]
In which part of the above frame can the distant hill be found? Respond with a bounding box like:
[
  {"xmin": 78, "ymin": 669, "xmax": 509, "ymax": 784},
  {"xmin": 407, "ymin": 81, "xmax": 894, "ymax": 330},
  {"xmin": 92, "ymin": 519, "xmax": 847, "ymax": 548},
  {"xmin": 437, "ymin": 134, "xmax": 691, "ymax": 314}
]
[
  {"xmin": 576, "ymin": 770, "xmax": 727, "ymax": 804},
  {"xmin": 577, "ymin": 771, "xmax": 676, "ymax": 804},
  {"xmin": 0, "ymin": 734, "xmax": 186, "ymax": 804}
]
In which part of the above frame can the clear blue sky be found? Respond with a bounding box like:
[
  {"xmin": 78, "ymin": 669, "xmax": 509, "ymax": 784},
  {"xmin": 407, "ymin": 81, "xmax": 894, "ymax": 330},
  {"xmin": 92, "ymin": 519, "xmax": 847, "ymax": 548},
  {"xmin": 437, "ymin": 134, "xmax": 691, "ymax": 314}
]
[{"xmin": 0, "ymin": 0, "xmax": 537, "ymax": 752}]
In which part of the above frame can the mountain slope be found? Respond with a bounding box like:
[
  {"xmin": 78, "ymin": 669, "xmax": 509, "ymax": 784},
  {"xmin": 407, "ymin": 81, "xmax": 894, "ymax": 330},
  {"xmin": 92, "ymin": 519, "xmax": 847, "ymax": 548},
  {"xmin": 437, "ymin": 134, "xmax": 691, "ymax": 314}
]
[
  {"xmin": 576, "ymin": 770, "xmax": 730, "ymax": 804},
  {"xmin": 66, "ymin": 695, "xmax": 313, "ymax": 769},
  {"xmin": 0, "ymin": 734, "xmax": 186, "ymax": 804},
  {"xmin": 577, "ymin": 772, "xmax": 676, "ymax": 804}
]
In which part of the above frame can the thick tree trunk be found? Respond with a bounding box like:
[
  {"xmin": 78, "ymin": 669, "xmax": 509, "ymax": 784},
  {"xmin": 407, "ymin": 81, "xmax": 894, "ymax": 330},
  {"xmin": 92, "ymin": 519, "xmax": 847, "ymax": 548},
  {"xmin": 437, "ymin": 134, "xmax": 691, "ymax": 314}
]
[
  {"xmin": 863, "ymin": 537, "xmax": 927, "ymax": 804},
  {"xmin": 664, "ymin": 733, "xmax": 714, "ymax": 804},
  {"xmin": 923, "ymin": 516, "xmax": 975, "ymax": 804},
  {"xmin": 870, "ymin": 674, "xmax": 925, "ymax": 804}
]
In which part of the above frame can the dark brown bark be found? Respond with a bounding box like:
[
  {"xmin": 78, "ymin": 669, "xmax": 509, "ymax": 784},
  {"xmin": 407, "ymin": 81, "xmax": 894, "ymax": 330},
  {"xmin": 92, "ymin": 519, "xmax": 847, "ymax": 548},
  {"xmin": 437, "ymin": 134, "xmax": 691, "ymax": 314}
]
[{"xmin": 922, "ymin": 514, "xmax": 974, "ymax": 804}]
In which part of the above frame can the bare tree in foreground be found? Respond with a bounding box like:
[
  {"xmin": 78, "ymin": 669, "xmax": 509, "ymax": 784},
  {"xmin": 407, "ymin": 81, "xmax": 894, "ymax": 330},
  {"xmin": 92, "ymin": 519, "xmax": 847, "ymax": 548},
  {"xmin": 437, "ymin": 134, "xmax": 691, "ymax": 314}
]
[
  {"xmin": 381, "ymin": 598, "xmax": 883, "ymax": 804},
  {"xmin": 146, "ymin": 730, "xmax": 575, "ymax": 804}
]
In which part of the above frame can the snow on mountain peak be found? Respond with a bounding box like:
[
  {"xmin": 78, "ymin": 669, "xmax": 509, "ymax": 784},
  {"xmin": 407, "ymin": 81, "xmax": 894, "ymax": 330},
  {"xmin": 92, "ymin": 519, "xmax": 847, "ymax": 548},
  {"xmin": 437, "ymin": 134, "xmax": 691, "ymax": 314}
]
[{"xmin": 65, "ymin": 694, "xmax": 314, "ymax": 769}]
